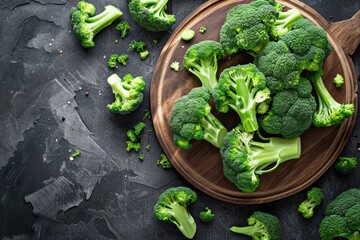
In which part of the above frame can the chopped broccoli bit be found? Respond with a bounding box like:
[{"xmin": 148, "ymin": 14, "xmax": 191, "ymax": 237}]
[
  {"xmin": 117, "ymin": 54, "xmax": 128, "ymax": 66},
  {"xmin": 108, "ymin": 54, "xmax": 119, "ymax": 69},
  {"xmin": 129, "ymin": 40, "xmax": 147, "ymax": 52},
  {"xmin": 333, "ymin": 74, "xmax": 344, "ymax": 88},
  {"xmin": 144, "ymin": 109, "xmax": 151, "ymax": 119},
  {"xmin": 181, "ymin": 29, "xmax": 195, "ymax": 41},
  {"xmin": 127, "ymin": 122, "xmax": 145, "ymax": 142},
  {"xmin": 199, "ymin": 207, "xmax": 214, "ymax": 222},
  {"xmin": 138, "ymin": 153, "xmax": 144, "ymax": 160},
  {"xmin": 298, "ymin": 187, "xmax": 324, "ymax": 219},
  {"xmin": 153, "ymin": 39, "xmax": 158, "ymax": 45},
  {"xmin": 170, "ymin": 61, "xmax": 180, "ymax": 72},
  {"xmin": 157, "ymin": 154, "xmax": 172, "ymax": 169},
  {"xmin": 140, "ymin": 50, "xmax": 149, "ymax": 60},
  {"xmin": 335, "ymin": 157, "xmax": 358, "ymax": 175},
  {"xmin": 146, "ymin": 145, "xmax": 151, "ymax": 151},
  {"xmin": 199, "ymin": 26, "xmax": 206, "ymax": 34},
  {"xmin": 126, "ymin": 141, "xmax": 140, "ymax": 152},
  {"xmin": 115, "ymin": 39, "xmax": 119, "ymax": 44},
  {"xmin": 116, "ymin": 20, "xmax": 130, "ymax": 39}
]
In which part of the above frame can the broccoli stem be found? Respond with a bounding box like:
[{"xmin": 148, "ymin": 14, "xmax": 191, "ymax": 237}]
[
  {"xmin": 277, "ymin": 9, "xmax": 302, "ymax": 27},
  {"xmin": 188, "ymin": 56, "xmax": 218, "ymax": 92},
  {"xmin": 199, "ymin": 113, "xmax": 228, "ymax": 148},
  {"xmin": 107, "ymin": 74, "xmax": 130, "ymax": 99},
  {"xmin": 86, "ymin": 5, "xmax": 122, "ymax": 36},
  {"xmin": 312, "ymin": 75, "xmax": 341, "ymax": 112},
  {"xmin": 230, "ymin": 223, "xmax": 264, "ymax": 239},
  {"xmin": 168, "ymin": 202, "xmax": 197, "ymax": 239}
]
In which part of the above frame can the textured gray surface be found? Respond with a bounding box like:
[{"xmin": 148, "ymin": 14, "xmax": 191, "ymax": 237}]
[{"xmin": 0, "ymin": 0, "xmax": 359, "ymax": 239}]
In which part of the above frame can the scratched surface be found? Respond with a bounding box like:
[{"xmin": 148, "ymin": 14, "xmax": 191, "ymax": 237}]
[{"xmin": 0, "ymin": 0, "xmax": 359, "ymax": 239}]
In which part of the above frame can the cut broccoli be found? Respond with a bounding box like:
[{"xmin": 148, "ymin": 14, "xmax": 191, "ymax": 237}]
[
  {"xmin": 72, "ymin": 150, "xmax": 81, "ymax": 157},
  {"xmin": 126, "ymin": 141, "xmax": 140, "ymax": 152},
  {"xmin": 154, "ymin": 186, "xmax": 197, "ymax": 239},
  {"xmin": 298, "ymin": 187, "xmax": 324, "ymax": 219},
  {"xmin": 117, "ymin": 54, "xmax": 128, "ymax": 66},
  {"xmin": 220, "ymin": 124, "xmax": 301, "ymax": 192},
  {"xmin": 143, "ymin": 109, "xmax": 151, "ymax": 119},
  {"xmin": 230, "ymin": 211, "xmax": 282, "ymax": 240},
  {"xmin": 199, "ymin": 27, "xmax": 206, "ymax": 34},
  {"xmin": 108, "ymin": 54, "xmax": 119, "ymax": 69},
  {"xmin": 170, "ymin": 87, "xmax": 228, "ymax": 149},
  {"xmin": 333, "ymin": 74, "xmax": 344, "ymax": 88},
  {"xmin": 127, "ymin": 122, "xmax": 145, "ymax": 142},
  {"xmin": 70, "ymin": 1, "xmax": 122, "ymax": 48},
  {"xmin": 157, "ymin": 154, "xmax": 172, "ymax": 169},
  {"xmin": 140, "ymin": 50, "xmax": 149, "ymax": 60},
  {"xmin": 146, "ymin": 145, "xmax": 151, "ymax": 151},
  {"xmin": 129, "ymin": 40, "xmax": 149, "ymax": 60},
  {"xmin": 153, "ymin": 39, "xmax": 158, "ymax": 45},
  {"xmin": 213, "ymin": 64, "xmax": 270, "ymax": 132},
  {"xmin": 183, "ymin": 40, "xmax": 224, "ymax": 92},
  {"xmin": 116, "ymin": 20, "xmax": 130, "ymax": 39},
  {"xmin": 335, "ymin": 157, "xmax": 358, "ymax": 175},
  {"xmin": 269, "ymin": 8, "xmax": 303, "ymax": 40},
  {"xmin": 128, "ymin": 0, "xmax": 176, "ymax": 32},
  {"xmin": 199, "ymin": 207, "xmax": 214, "ymax": 222},
  {"xmin": 181, "ymin": 29, "xmax": 195, "ymax": 41},
  {"xmin": 106, "ymin": 73, "xmax": 146, "ymax": 114},
  {"xmin": 138, "ymin": 153, "xmax": 144, "ymax": 160},
  {"xmin": 170, "ymin": 61, "xmax": 180, "ymax": 72}
]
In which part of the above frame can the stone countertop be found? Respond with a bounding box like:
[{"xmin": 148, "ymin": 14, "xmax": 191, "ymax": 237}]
[{"xmin": 0, "ymin": 0, "xmax": 359, "ymax": 239}]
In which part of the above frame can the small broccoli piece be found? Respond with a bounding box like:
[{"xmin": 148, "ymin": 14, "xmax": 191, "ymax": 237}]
[
  {"xmin": 153, "ymin": 39, "xmax": 158, "ymax": 45},
  {"xmin": 170, "ymin": 87, "xmax": 228, "ymax": 149},
  {"xmin": 126, "ymin": 141, "xmax": 140, "ymax": 152},
  {"xmin": 128, "ymin": 0, "xmax": 176, "ymax": 32},
  {"xmin": 72, "ymin": 150, "xmax": 81, "ymax": 157},
  {"xmin": 116, "ymin": 20, "xmax": 130, "ymax": 39},
  {"xmin": 138, "ymin": 153, "xmax": 144, "ymax": 160},
  {"xmin": 115, "ymin": 39, "xmax": 119, "ymax": 44},
  {"xmin": 221, "ymin": 124, "xmax": 301, "ymax": 192},
  {"xmin": 269, "ymin": 8, "xmax": 303, "ymax": 40},
  {"xmin": 144, "ymin": 109, "xmax": 151, "ymax": 119},
  {"xmin": 117, "ymin": 54, "xmax": 128, "ymax": 66},
  {"xmin": 70, "ymin": 1, "xmax": 122, "ymax": 48},
  {"xmin": 183, "ymin": 40, "xmax": 224, "ymax": 92},
  {"xmin": 129, "ymin": 40, "xmax": 146, "ymax": 52},
  {"xmin": 199, "ymin": 27, "xmax": 206, "ymax": 34},
  {"xmin": 140, "ymin": 50, "xmax": 149, "ymax": 60},
  {"xmin": 154, "ymin": 186, "xmax": 197, "ymax": 239},
  {"xmin": 335, "ymin": 157, "xmax": 358, "ymax": 175},
  {"xmin": 157, "ymin": 154, "xmax": 172, "ymax": 169},
  {"xmin": 213, "ymin": 64, "xmax": 270, "ymax": 132},
  {"xmin": 230, "ymin": 211, "xmax": 282, "ymax": 240},
  {"xmin": 146, "ymin": 145, "xmax": 151, "ymax": 151},
  {"xmin": 108, "ymin": 54, "xmax": 119, "ymax": 69},
  {"xmin": 298, "ymin": 187, "xmax": 324, "ymax": 219},
  {"xmin": 127, "ymin": 122, "xmax": 145, "ymax": 142},
  {"xmin": 333, "ymin": 74, "xmax": 344, "ymax": 88},
  {"xmin": 181, "ymin": 29, "xmax": 195, "ymax": 41},
  {"xmin": 106, "ymin": 73, "xmax": 146, "ymax": 114},
  {"xmin": 308, "ymin": 71, "xmax": 354, "ymax": 127},
  {"xmin": 199, "ymin": 207, "xmax": 214, "ymax": 222},
  {"xmin": 170, "ymin": 61, "xmax": 180, "ymax": 72},
  {"xmin": 319, "ymin": 188, "xmax": 360, "ymax": 240}
]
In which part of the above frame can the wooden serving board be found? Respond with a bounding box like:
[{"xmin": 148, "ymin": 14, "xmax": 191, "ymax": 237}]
[{"xmin": 151, "ymin": 0, "xmax": 360, "ymax": 204}]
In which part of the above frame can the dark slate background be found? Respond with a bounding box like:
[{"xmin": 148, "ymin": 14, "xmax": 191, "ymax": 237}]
[{"xmin": 0, "ymin": 0, "xmax": 359, "ymax": 239}]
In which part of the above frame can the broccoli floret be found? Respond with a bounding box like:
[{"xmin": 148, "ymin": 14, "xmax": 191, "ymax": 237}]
[
  {"xmin": 143, "ymin": 109, "xmax": 151, "ymax": 119},
  {"xmin": 269, "ymin": 8, "xmax": 303, "ymax": 40},
  {"xmin": 230, "ymin": 211, "xmax": 282, "ymax": 240},
  {"xmin": 333, "ymin": 74, "xmax": 344, "ymax": 88},
  {"xmin": 220, "ymin": 124, "xmax": 301, "ymax": 192},
  {"xmin": 199, "ymin": 207, "xmax": 214, "ymax": 222},
  {"xmin": 128, "ymin": 0, "xmax": 176, "ymax": 32},
  {"xmin": 70, "ymin": 1, "xmax": 122, "ymax": 48},
  {"xmin": 146, "ymin": 145, "xmax": 151, "ymax": 151},
  {"xmin": 308, "ymin": 71, "xmax": 354, "ymax": 127},
  {"xmin": 140, "ymin": 50, "xmax": 149, "ymax": 60},
  {"xmin": 157, "ymin": 154, "xmax": 172, "ymax": 169},
  {"xmin": 319, "ymin": 188, "xmax": 360, "ymax": 240},
  {"xmin": 127, "ymin": 122, "xmax": 145, "ymax": 142},
  {"xmin": 129, "ymin": 40, "xmax": 146, "ymax": 52},
  {"xmin": 108, "ymin": 54, "xmax": 119, "ymax": 69},
  {"xmin": 126, "ymin": 141, "xmax": 140, "ymax": 152},
  {"xmin": 106, "ymin": 73, "xmax": 146, "ymax": 114},
  {"xmin": 154, "ymin": 186, "xmax": 197, "ymax": 239},
  {"xmin": 213, "ymin": 64, "xmax": 270, "ymax": 132},
  {"xmin": 117, "ymin": 54, "xmax": 128, "ymax": 66},
  {"xmin": 138, "ymin": 153, "xmax": 144, "ymax": 160},
  {"xmin": 170, "ymin": 87, "xmax": 228, "ymax": 149},
  {"xmin": 170, "ymin": 61, "xmax": 180, "ymax": 72},
  {"xmin": 199, "ymin": 27, "xmax": 206, "ymax": 34},
  {"xmin": 116, "ymin": 21, "xmax": 130, "ymax": 39},
  {"xmin": 260, "ymin": 78, "xmax": 316, "ymax": 138},
  {"xmin": 183, "ymin": 40, "xmax": 224, "ymax": 92},
  {"xmin": 153, "ymin": 39, "xmax": 158, "ymax": 45},
  {"xmin": 72, "ymin": 150, "xmax": 81, "ymax": 157},
  {"xmin": 335, "ymin": 157, "xmax": 358, "ymax": 175},
  {"xmin": 298, "ymin": 187, "xmax": 324, "ymax": 219}
]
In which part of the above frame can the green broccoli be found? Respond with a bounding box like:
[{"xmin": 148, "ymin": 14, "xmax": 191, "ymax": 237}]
[
  {"xmin": 140, "ymin": 50, "xmax": 149, "ymax": 60},
  {"xmin": 199, "ymin": 27, "xmax": 206, "ymax": 34},
  {"xmin": 199, "ymin": 207, "xmax": 214, "ymax": 222},
  {"xmin": 127, "ymin": 122, "xmax": 145, "ymax": 142},
  {"xmin": 269, "ymin": 8, "xmax": 303, "ymax": 40},
  {"xmin": 157, "ymin": 154, "xmax": 172, "ymax": 169},
  {"xmin": 116, "ymin": 20, "xmax": 130, "ymax": 39},
  {"xmin": 333, "ymin": 74, "xmax": 344, "ymax": 88},
  {"xmin": 335, "ymin": 157, "xmax": 358, "ymax": 175},
  {"xmin": 319, "ymin": 188, "xmax": 360, "ymax": 240},
  {"xmin": 259, "ymin": 78, "xmax": 316, "ymax": 138},
  {"xmin": 126, "ymin": 141, "xmax": 140, "ymax": 152},
  {"xmin": 230, "ymin": 211, "xmax": 282, "ymax": 240},
  {"xmin": 181, "ymin": 29, "xmax": 195, "ymax": 41},
  {"xmin": 298, "ymin": 187, "xmax": 324, "ymax": 219},
  {"xmin": 117, "ymin": 54, "xmax": 128, "ymax": 66},
  {"xmin": 308, "ymin": 71, "xmax": 354, "ymax": 127},
  {"xmin": 220, "ymin": 124, "xmax": 301, "ymax": 192},
  {"xmin": 213, "ymin": 64, "xmax": 270, "ymax": 132},
  {"xmin": 154, "ymin": 186, "xmax": 197, "ymax": 239},
  {"xmin": 128, "ymin": 0, "xmax": 176, "ymax": 32},
  {"xmin": 170, "ymin": 87, "xmax": 228, "ymax": 149},
  {"xmin": 183, "ymin": 40, "xmax": 224, "ymax": 92},
  {"xmin": 129, "ymin": 40, "xmax": 149, "ymax": 59},
  {"xmin": 72, "ymin": 150, "xmax": 81, "ymax": 157},
  {"xmin": 143, "ymin": 109, "xmax": 151, "ymax": 119},
  {"xmin": 106, "ymin": 73, "xmax": 146, "ymax": 114},
  {"xmin": 108, "ymin": 54, "xmax": 119, "ymax": 69},
  {"xmin": 170, "ymin": 61, "xmax": 180, "ymax": 72},
  {"xmin": 70, "ymin": 1, "xmax": 122, "ymax": 48}
]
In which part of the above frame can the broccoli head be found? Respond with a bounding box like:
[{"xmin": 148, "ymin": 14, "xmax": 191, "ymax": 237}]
[
  {"xmin": 70, "ymin": 1, "xmax": 122, "ymax": 48},
  {"xmin": 170, "ymin": 87, "xmax": 228, "ymax": 149},
  {"xmin": 230, "ymin": 211, "xmax": 282, "ymax": 240},
  {"xmin": 260, "ymin": 78, "xmax": 316, "ymax": 138},
  {"xmin": 154, "ymin": 186, "xmax": 197, "ymax": 239},
  {"xmin": 213, "ymin": 64, "xmax": 270, "ymax": 132},
  {"xmin": 116, "ymin": 20, "xmax": 130, "ymax": 39},
  {"xmin": 319, "ymin": 188, "xmax": 360, "ymax": 240},
  {"xmin": 335, "ymin": 157, "xmax": 358, "ymax": 175},
  {"xmin": 106, "ymin": 73, "xmax": 146, "ymax": 114},
  {"xmin": 298, "ymin": 187, "xmax": 324, "ymax": 219},
  {"xmin": 199, "ymin": 207, "xmax": 214, "ymax": 222},
  {"xmin": 128, "ymin": 0, "xmax": 176, "ymax": 32},
  {"xmin": 183, "ymin": 40, "xmax": 225, "ymax": 92},
  {"xmin": 220, "ymin": 124, "xmax": 301, "ymax": 192}
]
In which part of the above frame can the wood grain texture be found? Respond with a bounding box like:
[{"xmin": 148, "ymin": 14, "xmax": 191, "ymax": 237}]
[{"xmin": 150, "ymin": 0, "xmax": 358, "ymax": 204}]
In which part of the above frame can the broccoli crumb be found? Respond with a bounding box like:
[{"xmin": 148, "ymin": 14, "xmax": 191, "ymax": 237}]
[
  {"xmin": 138, "ymin": 153, "xmax": 144, "ymax": 161},
  {"xmin": 199, "ymin": 207, "xmax": 214, "ymax": 222},
  {"xmin": 115, "ymin": 39, "xmax": 119, "ymax": 44},
  {"xmin": 127, "ymin": 122, "xmax": 146, "ymax": 142},
  {"xmin": 181, "ymin": 29, "xmax": 195, "ymax": 41},
  {"xmin": 333, "ymin": 73, "xmax": 344, "ymax": 88},
  {"xmin": 157, "ymin": 154, "xmax": 172, "ymax": 169},
  {"xmin": 126, "ymin": 141, "xmax": 140, "ymax": 152},
  {"xmin": 69, "ymin": 149, "xmax": 81, "ymax": 161},
  {"xmin": 199, "ymin": 27, "xmax": 207, "ymax": 34},
  {"xmin": 140, "ymin": 50, "xmax": 149, "ymax": 60},
  {"xmin": 117, "ymin": 54, "xmax": 128, "ymax": 66},
  {"xmin": 146, "ymin": 145, "xmax": 151, "ymax": 151},
  {"xmin": 170, "ymin": 61, "xmax": 180, "ymax": 72},
  {"xmin": 153, "ymin": 39, "xmax": 158, "ymax": 45},
  {"xmin": 116, "ymin": 21, "xmax": 130, "ymax": 39},
  {"xmin": 144, "ymin": 109, "xmax": 151, "ymax": 119}
]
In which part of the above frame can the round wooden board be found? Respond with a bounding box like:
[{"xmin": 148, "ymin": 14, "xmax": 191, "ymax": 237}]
[{"xmin": 150, "ymin": 0, "xmax": 358, "ymax": 204}]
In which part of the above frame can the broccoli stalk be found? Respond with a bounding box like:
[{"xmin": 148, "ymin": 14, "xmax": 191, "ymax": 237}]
[
  {"xmin": 269, "ymin": 8, "xmax": 303, "ymax": 40},
  {"xmin": 298, "ymin": 187, "xmax": 324, "ymax": 219},
  {"xmin": 310, "ymin": 72, "xmax": 354, "ymax": 127},
  {"xmin": 70, "ymin": 2, "xmax": 122, "ymax": 48}
]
